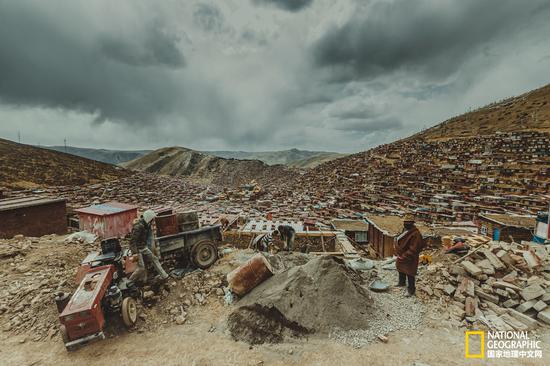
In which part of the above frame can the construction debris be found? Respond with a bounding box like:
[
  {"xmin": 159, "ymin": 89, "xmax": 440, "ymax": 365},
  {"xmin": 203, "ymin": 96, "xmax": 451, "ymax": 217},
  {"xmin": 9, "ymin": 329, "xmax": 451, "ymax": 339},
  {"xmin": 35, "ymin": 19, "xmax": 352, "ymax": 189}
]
[{"xmin": 418, "ymin": 240, "xmax": 550, "ymax": 331}]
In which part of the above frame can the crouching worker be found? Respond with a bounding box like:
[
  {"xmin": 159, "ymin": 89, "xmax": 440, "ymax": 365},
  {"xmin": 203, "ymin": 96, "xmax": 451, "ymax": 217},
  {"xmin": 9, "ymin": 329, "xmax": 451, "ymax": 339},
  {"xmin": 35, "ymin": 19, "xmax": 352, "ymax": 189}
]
[
  {"xmin": 129, "ymin": 210, "xmax": 169, "ymax": 283},
  {"xmin": 277, "ymin": 224, "xmax": 295, "ymax": 252},
  {"xmin": 394, "ymin": 213, "xmax": 425, "ymax": 297},
  {"xmin": 251, "ymin": 230, "xmax": 278, "ymax": 252}
]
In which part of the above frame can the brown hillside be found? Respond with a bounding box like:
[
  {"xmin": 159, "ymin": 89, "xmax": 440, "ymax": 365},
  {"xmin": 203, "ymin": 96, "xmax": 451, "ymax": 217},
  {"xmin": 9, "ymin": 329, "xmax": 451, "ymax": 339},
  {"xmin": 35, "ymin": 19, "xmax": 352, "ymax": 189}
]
[
  {"xmin": 417, "ymin": 83, "xmax": 550, "ymax": 141},
  {"xmin": 279, "ymin": 84, "xmax": 550, "ymax": 222},
  {"xmin": 122, "ymin": 147, "xmax": 294, "ymax": 187},
  {"xmin": 0, "ymin": 138, "xmax": 128, "ymax": 190}
]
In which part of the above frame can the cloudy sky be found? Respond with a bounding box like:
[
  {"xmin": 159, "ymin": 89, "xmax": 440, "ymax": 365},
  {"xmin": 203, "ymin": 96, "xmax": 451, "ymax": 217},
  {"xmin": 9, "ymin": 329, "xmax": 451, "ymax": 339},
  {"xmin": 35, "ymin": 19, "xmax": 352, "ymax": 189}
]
[{"xmin": 1, "ymin": 0, "xmax": 550, "ymax": 153}]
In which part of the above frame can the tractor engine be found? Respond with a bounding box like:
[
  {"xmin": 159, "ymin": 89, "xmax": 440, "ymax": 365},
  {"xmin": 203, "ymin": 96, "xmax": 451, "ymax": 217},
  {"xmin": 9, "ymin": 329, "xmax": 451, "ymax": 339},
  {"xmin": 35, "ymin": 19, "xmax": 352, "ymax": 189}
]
[{"xmin": 104, "ymin": 285, "xmax": 123, "ymax": 312}]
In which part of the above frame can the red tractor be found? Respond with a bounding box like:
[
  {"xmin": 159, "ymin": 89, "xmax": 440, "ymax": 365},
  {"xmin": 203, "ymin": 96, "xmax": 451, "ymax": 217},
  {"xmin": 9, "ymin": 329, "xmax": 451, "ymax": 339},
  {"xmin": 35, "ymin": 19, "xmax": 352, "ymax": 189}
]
[
  {"xmin": 56, "ymin": 239, "xmax": 140, "ymax": 351},
  {"xmin": 56, "ymin": 223, "xmax": 223, "ymax": 351}
]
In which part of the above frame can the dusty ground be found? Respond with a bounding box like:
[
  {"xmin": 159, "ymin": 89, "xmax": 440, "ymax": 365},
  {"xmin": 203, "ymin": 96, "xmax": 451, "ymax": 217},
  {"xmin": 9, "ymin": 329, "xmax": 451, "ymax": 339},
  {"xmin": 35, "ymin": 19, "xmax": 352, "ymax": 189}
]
[
  {"xmin": 1, "ymin": 236, "xmax": 549, "ymax": 366},
  {"xmin": 2, "ymin": 305, "xmax": 550, "ymax": 366}
]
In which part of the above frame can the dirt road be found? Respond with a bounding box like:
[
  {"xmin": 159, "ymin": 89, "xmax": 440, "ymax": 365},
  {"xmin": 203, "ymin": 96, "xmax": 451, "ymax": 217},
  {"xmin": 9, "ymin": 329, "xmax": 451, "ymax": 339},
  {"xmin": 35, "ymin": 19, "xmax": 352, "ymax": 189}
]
[{"xmin": 2, "ymin": 304, "xmax": 549, "ymax": 366}]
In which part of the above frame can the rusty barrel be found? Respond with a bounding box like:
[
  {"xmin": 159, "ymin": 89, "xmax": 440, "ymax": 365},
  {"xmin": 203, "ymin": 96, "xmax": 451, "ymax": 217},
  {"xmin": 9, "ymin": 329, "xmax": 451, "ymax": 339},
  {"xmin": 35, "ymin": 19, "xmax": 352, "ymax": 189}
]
[{"xmin": 227, "ymin": 253, "xmax": 274, "ymax": 296}]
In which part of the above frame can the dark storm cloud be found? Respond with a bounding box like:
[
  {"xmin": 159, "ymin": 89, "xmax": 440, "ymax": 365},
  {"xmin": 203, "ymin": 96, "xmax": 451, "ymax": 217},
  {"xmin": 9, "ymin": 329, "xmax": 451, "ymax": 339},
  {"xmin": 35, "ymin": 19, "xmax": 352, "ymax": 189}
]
[
  {"xmin": 312, "ymin": 0, "xmax": 550, "ymax": 81},
  {"xmin": 334, "ymin": 117, "xmax": 402, "ymax": 133},
  {"xmin": 1, "ymin": 0, "xmax": 549, "ymax": 153},
  {"xmin": 331, "ymin": 108, "xmax": 379, "ymax": 120},
  {"xmin": 0, "ymin": 1, "xmax": 185, "ymax": 123},
  {"xmin": 253, "ymin": 0, "xmax": 313, "ymax": 12},
  {"xmin": 193, "ymin": 3, "xmax": 225, "ymax": 33},
  {"xmin": 99, "ymin": 26, "xmax": 185, "ymax": 68}
]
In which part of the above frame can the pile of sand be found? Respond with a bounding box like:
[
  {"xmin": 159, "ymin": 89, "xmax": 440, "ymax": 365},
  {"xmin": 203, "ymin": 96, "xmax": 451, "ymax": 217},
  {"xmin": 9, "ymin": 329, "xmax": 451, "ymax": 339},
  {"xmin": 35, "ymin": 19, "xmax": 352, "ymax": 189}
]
[{"xmin": 227, "ymin": 256, "xmax": 373, "ymax": 344}]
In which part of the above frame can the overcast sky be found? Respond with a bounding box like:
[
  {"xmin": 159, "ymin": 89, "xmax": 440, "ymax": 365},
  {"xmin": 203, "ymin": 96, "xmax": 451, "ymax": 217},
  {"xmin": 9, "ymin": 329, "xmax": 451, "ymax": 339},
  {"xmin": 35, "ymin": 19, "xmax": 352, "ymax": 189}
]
[{"xmin": 1, "ymin": 0, "xmax": 550, "ymax": 153}]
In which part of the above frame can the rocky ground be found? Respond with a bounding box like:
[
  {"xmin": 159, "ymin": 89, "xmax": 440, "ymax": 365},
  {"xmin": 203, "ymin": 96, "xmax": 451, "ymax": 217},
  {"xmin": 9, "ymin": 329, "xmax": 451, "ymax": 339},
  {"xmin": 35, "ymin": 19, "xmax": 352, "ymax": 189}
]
[{"xmin": 1, "ymin": 234, "xmax": 549, "ymax": 365}]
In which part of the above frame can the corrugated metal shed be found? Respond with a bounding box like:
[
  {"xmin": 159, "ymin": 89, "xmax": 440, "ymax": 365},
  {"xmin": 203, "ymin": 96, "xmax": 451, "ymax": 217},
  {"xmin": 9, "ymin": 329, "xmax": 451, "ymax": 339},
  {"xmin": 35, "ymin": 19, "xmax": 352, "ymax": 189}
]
[
  {"xmin": 75, "ymin": 202, "xmax": 138, "ymax": 239},
  {"xmin": 0, "ymin": 196, "xmax": 67, "ymax": 239}
]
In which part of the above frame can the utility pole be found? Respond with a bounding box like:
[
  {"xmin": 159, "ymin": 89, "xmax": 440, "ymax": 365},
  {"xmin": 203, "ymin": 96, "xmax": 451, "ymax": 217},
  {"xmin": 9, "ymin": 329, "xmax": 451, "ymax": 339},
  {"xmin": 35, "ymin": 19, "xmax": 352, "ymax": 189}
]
[
  {"xmin": 17, "ymin": 131, "xmax": 21, "ymax": 143},
  {"xmin": 64, "ymin": 138, "xmax": 67, "ymax": 153}
]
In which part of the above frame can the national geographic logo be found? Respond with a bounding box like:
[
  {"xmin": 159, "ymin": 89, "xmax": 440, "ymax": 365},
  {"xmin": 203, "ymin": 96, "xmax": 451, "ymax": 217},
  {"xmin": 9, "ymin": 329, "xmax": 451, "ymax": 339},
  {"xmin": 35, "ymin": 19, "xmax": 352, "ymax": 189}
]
[
  {"xmin": 465, "ymin": 330, "xmax": 543, "ymax": 359},
  {"xmin": 465, "ymin": 331, "xmax": 484, "ymax": 359}
]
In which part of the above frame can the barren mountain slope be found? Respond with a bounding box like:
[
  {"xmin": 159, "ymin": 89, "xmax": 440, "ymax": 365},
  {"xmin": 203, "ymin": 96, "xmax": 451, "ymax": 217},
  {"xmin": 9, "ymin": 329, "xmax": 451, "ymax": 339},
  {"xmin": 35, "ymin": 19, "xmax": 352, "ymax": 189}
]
[
  {"xmin": 122, "ymin": 147, "xmax": 294, "ymax": 187},
  {"xmin": 206, "ymin": 148, "xmax": 346, "ymax": 168},
  {"xmin": 417, "ymin": 83, "xmax": 550, "ymax": 141},
  {"xmin": 45, "ymin": 146, "xmax": 151, "ymax": 165},
  {"xmin": 0, "ymin": 138, "xmax": 128, "ymax": 190}
]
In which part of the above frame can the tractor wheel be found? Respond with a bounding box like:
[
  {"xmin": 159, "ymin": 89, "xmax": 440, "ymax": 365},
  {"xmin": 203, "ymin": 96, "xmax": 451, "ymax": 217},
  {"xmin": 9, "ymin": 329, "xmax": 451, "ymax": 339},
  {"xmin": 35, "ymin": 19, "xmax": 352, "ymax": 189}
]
[
  {"xmin": 121, "ymin": 297, "xmax": 138, "ymax": 328},
  {"xmin": 60, "ymin": 325, "xmax": 75, "ymax": 351},
  {"xmin": 191, "ymin": 240, "xmax": 218, "ymax": 269},
  {"xmin": 60, "ymin": 324, "xmax": 69, "ymax": 344}
]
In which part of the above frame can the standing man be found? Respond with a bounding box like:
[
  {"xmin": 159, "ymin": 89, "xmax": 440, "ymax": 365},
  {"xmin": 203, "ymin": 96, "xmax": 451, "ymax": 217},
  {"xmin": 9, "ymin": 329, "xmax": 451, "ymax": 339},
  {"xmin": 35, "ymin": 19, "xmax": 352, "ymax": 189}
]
[
  {"xmin": 394, "ymin": 213, "xmax": 425, "ymax": 297},
  {"xmin": 277, "ymin": 224, "xmax": 296, "ymax": 252},
  {"xmin": 129, "ymin": 210, "xmax": 169, "ymax": 283}
]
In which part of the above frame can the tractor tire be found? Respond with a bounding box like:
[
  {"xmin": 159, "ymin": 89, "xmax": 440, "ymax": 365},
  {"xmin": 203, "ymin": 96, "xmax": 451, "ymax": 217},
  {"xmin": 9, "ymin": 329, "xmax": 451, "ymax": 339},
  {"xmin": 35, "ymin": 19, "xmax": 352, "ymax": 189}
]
[
  {"xmin": 121, "ymin": 297, "xmax": 138, "ymax": 328},
  {"xmin": 191, "ymin": 240, "xmax": 218, "ymax": 269},
  {"xmin": 60, "ymin": 325, "xmax": 75, "ymax": 351},
  {"xmin": 60, "ymin": 324, "xmax": 69, "ymax": 344}
]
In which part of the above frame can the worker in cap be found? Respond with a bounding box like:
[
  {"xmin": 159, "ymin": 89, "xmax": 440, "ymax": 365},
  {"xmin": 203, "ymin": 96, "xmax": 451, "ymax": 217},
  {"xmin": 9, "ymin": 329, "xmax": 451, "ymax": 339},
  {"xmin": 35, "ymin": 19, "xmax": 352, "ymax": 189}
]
[
  {"xmin": 129, "ymin": 209, "xmax": 169, "ymax": 283},
  {"xmin": 394, "ymin": 213, "xmax": 425, "ymax": 296}
]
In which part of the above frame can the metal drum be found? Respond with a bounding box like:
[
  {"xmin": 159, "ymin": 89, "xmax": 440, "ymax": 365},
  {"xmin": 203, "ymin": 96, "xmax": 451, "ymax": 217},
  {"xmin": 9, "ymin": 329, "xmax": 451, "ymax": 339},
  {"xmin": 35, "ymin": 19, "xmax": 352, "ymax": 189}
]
[{"xmin": 227, "ymin": 253, "xmax": 273, "ymax": 296}]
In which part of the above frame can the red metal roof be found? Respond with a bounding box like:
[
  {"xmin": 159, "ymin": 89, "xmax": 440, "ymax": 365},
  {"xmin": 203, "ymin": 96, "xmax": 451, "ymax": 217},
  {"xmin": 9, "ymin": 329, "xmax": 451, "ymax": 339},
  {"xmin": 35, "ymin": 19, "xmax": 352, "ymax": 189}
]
[{"xmin": 75, "ymin": 201, "xmax": 138, "ymax": 216}]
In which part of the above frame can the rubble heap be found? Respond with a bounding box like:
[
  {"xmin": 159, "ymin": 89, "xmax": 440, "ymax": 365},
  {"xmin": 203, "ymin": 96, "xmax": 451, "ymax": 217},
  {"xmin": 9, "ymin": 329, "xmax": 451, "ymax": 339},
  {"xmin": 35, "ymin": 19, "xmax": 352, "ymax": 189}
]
[
  {"xmin": 418, "ymin": 240, "xmax": 550, "ymax": 331},
  {"xmin": 0, "ymin": 235, "xmax": 83, "ymax": 341},
  {"xmin": 227, "ymin": 256, "xmax": 373, "ymax": 344},
  {"xmin": 0, "ymin": 234, "xmax": 229, "ymax": 341},
  {"xmin": 138, "ymin": 268, "xmax": 227, "ymax": 331}
]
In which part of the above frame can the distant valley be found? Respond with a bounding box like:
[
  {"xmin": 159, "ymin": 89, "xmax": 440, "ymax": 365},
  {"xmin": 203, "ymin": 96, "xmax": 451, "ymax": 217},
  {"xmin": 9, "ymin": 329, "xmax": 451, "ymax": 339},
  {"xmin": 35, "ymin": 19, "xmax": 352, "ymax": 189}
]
[{"xmin": 46, "ymin": 146, "xmax": 344, "ymax": 168}]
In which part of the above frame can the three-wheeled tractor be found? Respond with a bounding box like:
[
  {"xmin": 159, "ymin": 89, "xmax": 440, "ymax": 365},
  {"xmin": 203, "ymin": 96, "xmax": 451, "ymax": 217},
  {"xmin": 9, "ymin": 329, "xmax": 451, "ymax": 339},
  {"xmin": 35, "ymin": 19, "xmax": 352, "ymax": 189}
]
[
  {"xmin": 56, "ymin": 222, "xmax": 224, "ymax": 351},
  {"xmin": 56, "ymin": 238, "xmax": 140, "ymax": 351}
]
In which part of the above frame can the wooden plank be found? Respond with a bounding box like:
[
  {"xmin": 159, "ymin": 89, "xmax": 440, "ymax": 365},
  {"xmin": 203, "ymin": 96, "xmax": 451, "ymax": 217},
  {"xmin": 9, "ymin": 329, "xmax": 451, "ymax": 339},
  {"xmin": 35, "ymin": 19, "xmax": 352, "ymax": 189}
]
[{"xmin": 452, "ymin": 245, "xmax": 485, "ymax": 264}]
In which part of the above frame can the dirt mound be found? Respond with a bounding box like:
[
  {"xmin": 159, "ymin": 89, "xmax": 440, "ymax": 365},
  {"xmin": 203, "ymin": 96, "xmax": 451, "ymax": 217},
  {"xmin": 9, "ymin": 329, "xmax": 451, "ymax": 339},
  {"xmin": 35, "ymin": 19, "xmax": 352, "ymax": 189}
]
[{"xmin": 227, "ymin": 256, "xmax": 373, "ymax": 344}]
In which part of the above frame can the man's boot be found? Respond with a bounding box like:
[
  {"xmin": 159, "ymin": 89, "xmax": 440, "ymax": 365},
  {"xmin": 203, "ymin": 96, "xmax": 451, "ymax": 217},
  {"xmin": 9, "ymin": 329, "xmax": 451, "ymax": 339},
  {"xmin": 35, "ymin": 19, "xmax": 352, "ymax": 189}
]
[
  {"xmin": 405, "ymin": 282, "xmax": 416, "ymax": 297},
  {"xmin": 397, "ymin": 272, "xmax": 406, "ymax": 287},
  {"xmin": 404, "ymin": 289, "xmax": 415, "ymax": 297}
]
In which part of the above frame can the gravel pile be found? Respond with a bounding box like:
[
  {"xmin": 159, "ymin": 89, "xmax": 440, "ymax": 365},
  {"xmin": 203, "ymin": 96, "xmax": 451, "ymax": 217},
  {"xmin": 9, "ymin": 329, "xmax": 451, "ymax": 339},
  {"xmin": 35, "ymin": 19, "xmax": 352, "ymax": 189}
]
[
  {"xmin": 328, "ymin": 256, "xmax": 425, "ymax": 348},
  {"xmin": 329, "ymin": 290, "xmax": 425, "ymax": 348}
]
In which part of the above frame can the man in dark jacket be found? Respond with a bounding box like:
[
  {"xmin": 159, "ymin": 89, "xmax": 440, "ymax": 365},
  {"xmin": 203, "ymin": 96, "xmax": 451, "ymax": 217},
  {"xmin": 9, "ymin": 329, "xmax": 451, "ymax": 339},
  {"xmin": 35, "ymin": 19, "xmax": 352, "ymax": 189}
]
[
  {"xmin": 277, "ymin": 224, "xmax": 296, "ymax": 252},
  {"xmin": 129, "ymin": 210, "xmax": 169, "ymax": 283},
  {"xmin": 394, "ymin": 213, "xmax": 425, "ymax": 297}
]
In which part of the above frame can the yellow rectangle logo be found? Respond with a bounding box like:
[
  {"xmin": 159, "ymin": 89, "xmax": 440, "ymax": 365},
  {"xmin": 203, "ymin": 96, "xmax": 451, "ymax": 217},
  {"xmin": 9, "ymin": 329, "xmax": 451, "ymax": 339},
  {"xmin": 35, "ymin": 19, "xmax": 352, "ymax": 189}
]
[{"xmin": 465, "ymin": 331, "xmax": 485, "ymax": 359}]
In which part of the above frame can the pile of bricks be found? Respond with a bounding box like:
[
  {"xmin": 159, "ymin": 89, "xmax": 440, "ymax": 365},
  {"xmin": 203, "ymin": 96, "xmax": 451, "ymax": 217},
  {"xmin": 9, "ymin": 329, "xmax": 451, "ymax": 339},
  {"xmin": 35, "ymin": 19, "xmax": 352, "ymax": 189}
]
[{"xmin": 418, "ymin": 240, "xmax": 550, "ymax": 331}]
